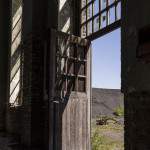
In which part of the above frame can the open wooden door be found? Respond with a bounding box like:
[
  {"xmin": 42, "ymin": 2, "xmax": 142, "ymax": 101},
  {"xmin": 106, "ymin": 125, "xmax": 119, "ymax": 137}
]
[{"xmin": 49, "ymin": 29, "xmax": 91, "ymax": 150}]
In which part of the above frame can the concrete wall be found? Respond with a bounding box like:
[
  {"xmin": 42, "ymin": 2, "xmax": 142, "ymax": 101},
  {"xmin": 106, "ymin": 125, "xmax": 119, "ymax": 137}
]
[{"xmin": 122, "ymin": 0, "xmax": 150, "ymax": 149}]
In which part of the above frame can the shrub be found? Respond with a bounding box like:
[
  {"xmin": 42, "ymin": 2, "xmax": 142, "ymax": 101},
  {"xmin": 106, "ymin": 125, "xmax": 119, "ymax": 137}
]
[{"xmin": 114, "ymin": 105, "xmax": 124, "ymax": 117}]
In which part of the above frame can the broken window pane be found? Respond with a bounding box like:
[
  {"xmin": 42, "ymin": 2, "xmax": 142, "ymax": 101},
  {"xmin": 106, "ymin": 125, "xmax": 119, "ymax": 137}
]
[
  {"xmin": 81, "ymin": 0, "xmax": 121, "ymax": 38},
  {"xmin": 94, "ymin": 16, "xmax": 100, "ymax": 32},
  {"xmin": 101, "ymin": 12, "xmax": 107, "ymax": 28}
]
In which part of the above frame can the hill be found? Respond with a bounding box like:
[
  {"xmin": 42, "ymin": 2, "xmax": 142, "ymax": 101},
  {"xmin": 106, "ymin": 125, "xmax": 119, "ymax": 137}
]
[{"xmin": 92, "ymin": 88, "xmax": 124, "ymax": 118}]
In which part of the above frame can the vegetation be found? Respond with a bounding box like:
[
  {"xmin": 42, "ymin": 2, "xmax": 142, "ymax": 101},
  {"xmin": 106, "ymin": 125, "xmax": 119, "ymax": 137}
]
[
  {"xmin": 91, "ymin": 117, "xmax": 124, "ymax": 150},
  {"xmin": 113, "ymin": 105, "xmax": 124, "ymax": 117},
  {"xmin": 96, "ymin": 116, "xmax": 118, "ymax": 125}
]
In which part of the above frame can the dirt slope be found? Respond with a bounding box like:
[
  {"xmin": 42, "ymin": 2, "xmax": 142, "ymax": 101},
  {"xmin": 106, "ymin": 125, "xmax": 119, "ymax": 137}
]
[{"xmin": 92, "ymin": 88, "xmax": 124, "ymax": 118}]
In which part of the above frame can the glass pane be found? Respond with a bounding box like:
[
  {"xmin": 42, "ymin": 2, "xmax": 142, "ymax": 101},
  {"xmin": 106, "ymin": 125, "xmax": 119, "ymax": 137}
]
[
  {"xmin": 94, "ymin": 16, "xmax": 100, "ymax": 32},
  {"xmin": 101, "ymin": 0, "xmax": 107, "ymax": 10},
  {"xmin": 109, "ymin": 7, "xmax": 115, "ymax": 24},
  {"xmin": 94, "ymin": 0, "xmax": 99, "ymax": 15},
  {"xmin": 87, "ymin": 4, "xmax": 92, "ymax": 20},
  {"xmin": 109, "ymin": 0, "xmax": 115, "ymax": 5},
  {"xmin": 117, "ymin": 2, "xmax": 121, "ymax": 20},
  {"xmin": 101, "ymin": 12, "xmax": 107, "ymax": 28}
]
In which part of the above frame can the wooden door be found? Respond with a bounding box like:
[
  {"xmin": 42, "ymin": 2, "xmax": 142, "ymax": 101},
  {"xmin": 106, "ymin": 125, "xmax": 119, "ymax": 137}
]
[{"xmin": 49, "ymin": 29, "xmax": 91, "ymax": 150}]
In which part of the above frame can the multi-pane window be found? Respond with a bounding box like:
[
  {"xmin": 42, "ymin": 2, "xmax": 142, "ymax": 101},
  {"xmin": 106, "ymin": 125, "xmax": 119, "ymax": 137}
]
[{"xmin": 81, "ymin": 0, "xmax": 121, "ymax": 39}]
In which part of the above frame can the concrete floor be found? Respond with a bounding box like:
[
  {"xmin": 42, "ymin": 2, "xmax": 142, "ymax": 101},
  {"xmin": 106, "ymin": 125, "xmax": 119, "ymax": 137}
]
[{"xmin": 0, "ymin": 133, "xmax": 20, "ymax": 150}]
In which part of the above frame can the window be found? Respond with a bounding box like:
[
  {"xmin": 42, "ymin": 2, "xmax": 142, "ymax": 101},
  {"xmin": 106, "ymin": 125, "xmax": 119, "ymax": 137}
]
[
  {"xmin": 81, "ymin": 0, "xmax": 121, "ymax": 40},
  {"xmin": 9, "ymin": 0, "xmax": 23, "ymax": 106}
]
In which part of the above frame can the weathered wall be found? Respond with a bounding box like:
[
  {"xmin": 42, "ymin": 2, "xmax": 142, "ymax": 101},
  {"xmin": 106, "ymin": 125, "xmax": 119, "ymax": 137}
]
[
  {"xmin": 5, "ymin": 1, "xmax": 90, "ymax": 150},
  {"xmin": 21, "ymin": 0, "xmax": 48, "ymax": 148},
  {"xmin": 122, "ymin": 0, "xmax": 150, "ymax": 149},
  {"xmin": 0, "ymin": 0, "xmax": 12, "ymax": 131},
  {"xmin": 6, "ymin": 5, "xmax": 22, "ymax": 137},
  {"xmin": 5, "ymin": 0, "xmax": 50, "ymax": 149}
]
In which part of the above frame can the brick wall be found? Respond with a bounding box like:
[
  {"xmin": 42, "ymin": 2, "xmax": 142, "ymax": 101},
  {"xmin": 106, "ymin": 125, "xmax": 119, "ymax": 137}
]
[{"xmin": 6, "ymin": 32, "xmax": 47, "ymax": 149}]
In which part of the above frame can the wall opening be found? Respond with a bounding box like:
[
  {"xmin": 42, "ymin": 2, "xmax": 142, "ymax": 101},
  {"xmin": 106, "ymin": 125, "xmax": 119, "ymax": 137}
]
[
  {"xmin": 91, "ymin": 28, "xmax": 124, "ymax": 149},
  {"xmin": 9, "ymin": 0, "xmax": 23, "ymax": 107}
]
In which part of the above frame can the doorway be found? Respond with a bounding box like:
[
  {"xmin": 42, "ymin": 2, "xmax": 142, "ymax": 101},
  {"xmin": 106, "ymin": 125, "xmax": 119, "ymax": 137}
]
[{"xmin": 91, "ymin": 28, "xmax": 124, "ymax": 150}]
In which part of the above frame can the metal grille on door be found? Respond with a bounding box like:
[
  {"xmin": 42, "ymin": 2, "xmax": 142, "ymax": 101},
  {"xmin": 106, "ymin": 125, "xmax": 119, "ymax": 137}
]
[{"xmin": 52, "ymin": 30, "xmax": 91, "ymax": 101}]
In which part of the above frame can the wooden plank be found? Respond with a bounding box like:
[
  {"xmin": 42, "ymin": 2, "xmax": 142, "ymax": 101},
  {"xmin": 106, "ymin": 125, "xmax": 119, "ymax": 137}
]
[{"xmin": 70, "ymin": 98, "xmax": 76, "ymax": 150}]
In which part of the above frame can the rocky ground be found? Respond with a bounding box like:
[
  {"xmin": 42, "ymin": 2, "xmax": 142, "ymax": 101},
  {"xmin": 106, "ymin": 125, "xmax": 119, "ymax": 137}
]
[{"xmin": 91, "ymin": 89, "xmax": 124, "ymax": 150}]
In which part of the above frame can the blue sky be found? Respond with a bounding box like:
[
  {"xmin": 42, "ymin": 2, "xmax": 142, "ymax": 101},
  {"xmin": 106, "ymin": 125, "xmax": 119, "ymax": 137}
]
[{"xmin": 92, "ymin": 28, "xmax": 121, "ymax": 89}]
